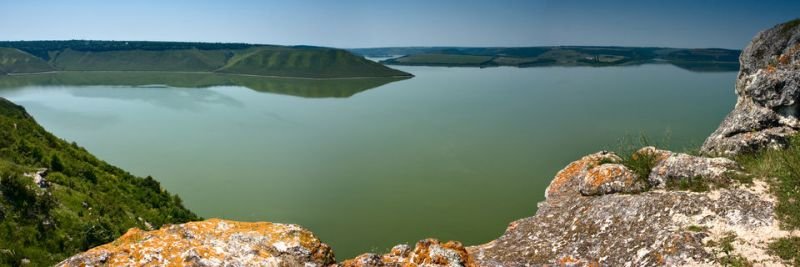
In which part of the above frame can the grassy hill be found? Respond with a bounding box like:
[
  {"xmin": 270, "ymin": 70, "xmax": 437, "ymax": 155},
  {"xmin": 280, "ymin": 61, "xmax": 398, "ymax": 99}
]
[
  {"xmin": 0, "ymin": 48, "xmax": 54, "ymax": 74},
  {"xmin": 0, "ymin": 98, "xmax": 198, "ymax": 265},
  {"xmin": 218, "ymin": 46, "xmax": 411, "ymax": 78},
  {"xmin": 349, "ymin": 46, "xmax": 741, "ymax": 72},
  {"xmin": 0, "ymin": 41, "xmax": 411, "ymax": 78}
]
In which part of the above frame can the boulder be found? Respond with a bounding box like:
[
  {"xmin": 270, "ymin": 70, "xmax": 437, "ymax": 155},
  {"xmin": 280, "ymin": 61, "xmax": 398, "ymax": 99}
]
[
  {"xmin": 579, "ymin": 163, "xmax": 648, "ymax": 195},
  {"xmin": 341, "ymin": 239, "xmax": 474, "ymax": 267},
  {"xmin": 702, "ymin": 19, "xmax": 800, "ymax": 155},
  {"xmin": 468, "ymin": 184, "xmax": 782, "ymax": 266},
  {"xmin": 56, "ymin": 218, "xmax": 335, "ymax": 267},
  {"xmin": 545, "ymin": 151, "xmax": 621, "ymax": 199},
  {"xmin": 648, "ymin": 152, "xmax": 741, "ymax": 188}
]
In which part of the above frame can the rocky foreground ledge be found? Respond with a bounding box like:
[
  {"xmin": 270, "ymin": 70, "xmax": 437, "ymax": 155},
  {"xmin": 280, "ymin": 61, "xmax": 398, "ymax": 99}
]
[{"xmin": 57, "ymin": 147, "xmax": 794, "ymax": 266}]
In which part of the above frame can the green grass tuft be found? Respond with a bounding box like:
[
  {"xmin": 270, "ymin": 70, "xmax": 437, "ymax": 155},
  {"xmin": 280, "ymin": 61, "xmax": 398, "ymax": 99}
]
[
  {"xmin": 768, "ymin": 237, "xmax": 800, "ymax": 266},
  {"xmin": 736, "ymin": 137, "xmax": 800, "ymax": 229}
]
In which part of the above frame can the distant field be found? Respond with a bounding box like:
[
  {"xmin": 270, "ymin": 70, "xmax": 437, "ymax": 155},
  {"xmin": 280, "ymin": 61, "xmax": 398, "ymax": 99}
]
[
  {"xmin": 392, "ymin": 54, "xmax": 494, "ymax": 65},
  {"xmin": 0, "ymin": 41, "xmax": 412, "ymax": 78},
  {"xmin": 353, "ymin": 46, "xmax": 741, "ymax": 71}
]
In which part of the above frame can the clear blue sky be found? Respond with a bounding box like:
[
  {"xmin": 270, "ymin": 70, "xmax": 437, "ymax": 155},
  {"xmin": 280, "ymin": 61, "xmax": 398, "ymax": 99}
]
[{"xmin": 1, "ymin": 0, "xmax": 798, "ymax": 49}]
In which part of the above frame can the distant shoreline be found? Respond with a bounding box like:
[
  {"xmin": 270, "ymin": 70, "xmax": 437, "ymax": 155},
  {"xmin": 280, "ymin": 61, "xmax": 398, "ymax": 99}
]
[{"xmin": 3, "ymin": 70, "xmax": 414, "ymax": 81}]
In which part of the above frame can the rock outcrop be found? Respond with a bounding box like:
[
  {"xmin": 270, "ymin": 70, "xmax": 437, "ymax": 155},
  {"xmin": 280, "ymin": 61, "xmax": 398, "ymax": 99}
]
[
  {"xmin": 702, "ymin": 19, "xmax": 800, "ymax": 155},
  {"xmin": 341, "ymin": 239, "xmax": 475, "ymax": 267},
  {"xmin": 57, "ymin": 219, "xmax": 335, "ymax": 267}
]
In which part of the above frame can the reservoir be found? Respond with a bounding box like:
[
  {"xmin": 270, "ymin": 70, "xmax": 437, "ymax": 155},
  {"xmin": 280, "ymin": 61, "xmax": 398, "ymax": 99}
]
[{"xmin": 0, "ymin": 65, "xmax": 736, "ymax": 258}]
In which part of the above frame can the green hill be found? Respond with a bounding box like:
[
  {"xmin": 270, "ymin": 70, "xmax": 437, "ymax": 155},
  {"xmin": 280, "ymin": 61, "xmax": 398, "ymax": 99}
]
[
  {"xmin": 0, "ymin": 98, "xmax": 198, "ymax": 265},
  {"xmin": 0, "ymin": 48, "xmax": 54, "ymax": 74},
  {"xmin": 218, "ymin": 46, "xmax": 411, "ymax": 78},
  {"xmin": 0, "ymin": 41, "xmax": 411, "ymax": 78}
]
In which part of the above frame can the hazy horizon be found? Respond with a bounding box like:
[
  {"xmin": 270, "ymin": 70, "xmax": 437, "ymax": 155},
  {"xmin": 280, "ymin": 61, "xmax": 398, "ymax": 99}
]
[{"xmin": 1, "ymin": 1, "xmax": 798, "ymax": 50}]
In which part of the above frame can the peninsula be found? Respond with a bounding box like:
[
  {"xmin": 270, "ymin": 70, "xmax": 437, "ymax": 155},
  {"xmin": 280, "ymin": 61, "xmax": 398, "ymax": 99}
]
[{"xmin": 0, "ymin": 41, "xmax": 412, "ymax": 79}]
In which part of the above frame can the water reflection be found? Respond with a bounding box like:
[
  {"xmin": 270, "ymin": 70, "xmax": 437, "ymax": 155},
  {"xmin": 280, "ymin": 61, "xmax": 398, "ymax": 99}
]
[{"xmin": 0, "ymin": 71, "xmax": 409, "ymax": 98}]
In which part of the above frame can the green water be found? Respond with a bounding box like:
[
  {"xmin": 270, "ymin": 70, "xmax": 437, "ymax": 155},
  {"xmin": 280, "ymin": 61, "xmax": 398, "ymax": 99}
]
[{"xmin": 0, "ymin": 66, "xmax": 735, "ymax": 258}]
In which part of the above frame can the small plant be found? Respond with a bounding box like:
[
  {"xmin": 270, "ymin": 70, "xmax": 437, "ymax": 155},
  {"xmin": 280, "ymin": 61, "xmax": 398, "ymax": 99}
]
[
  {"xmin": 768, "ymin": 237, "xmax": 800, "ymax": 266},
  {"xmin": 685, "ymin": 225, "xmax": 707, "ymax": 232},
  {"xmin": 708, "ymin": 232, "xmax": 752, "ymax": 267}
]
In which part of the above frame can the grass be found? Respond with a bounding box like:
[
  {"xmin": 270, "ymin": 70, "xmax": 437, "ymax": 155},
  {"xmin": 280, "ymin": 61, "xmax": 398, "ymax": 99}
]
[
  {"xmin": 666, "ymin": 176, "xmax": 711, "ymax": 192},
  {"xmin": 0, "ymin": 48, "xmax": 54, "ymax": 74},
  {"xmin": 735, "ymin": 137, "xmax": 800, "ymax": 266},
  {"xmin": 736, "ymin": 137, "xmax": 800, "ymax": 229},
  {"xmin": 599, "ymin": 134, "xmax": 663, "ymax": 191},
  {"xmin": 706, "ymin": 232, "xmax": 753, "ymax": 267},
  {"xmin": 686, "ymin": 225, "xmax": 708, "ymax": 232},
  {"xmin": 0, "ymin": 98, "xmax": 198, "ymax": 265},
  {"xmin": 768, "ymin": 237, "xmax": 800, "ymax": 266}
]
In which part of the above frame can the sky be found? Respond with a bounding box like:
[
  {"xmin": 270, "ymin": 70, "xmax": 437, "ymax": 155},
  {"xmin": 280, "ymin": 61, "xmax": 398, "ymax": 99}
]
[{"xmin": 1, "ymin": 0, "xmax": 798, "ymax": 49}]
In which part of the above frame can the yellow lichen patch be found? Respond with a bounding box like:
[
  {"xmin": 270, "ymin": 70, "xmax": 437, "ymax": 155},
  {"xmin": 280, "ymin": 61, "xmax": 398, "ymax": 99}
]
[
  {"xmin": 766, "ymin": 65, "xmax": 776, "ymax": 73},
  {"xmin": 341, "ymin": 239, "xmax": 475, "ymax": 267},
  {"xmin": 546, "ymin": 151, "xmax": 620, "ymax": 198},
  {"xmin": 57, "ymin": 219, "xmax": 335, "ymax": 267}
]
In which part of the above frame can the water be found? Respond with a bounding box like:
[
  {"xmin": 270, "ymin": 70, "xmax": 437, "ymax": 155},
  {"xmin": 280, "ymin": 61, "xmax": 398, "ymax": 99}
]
[{"xmin": 0, "ymin": 65, "xmax": 736, "ymax": 258}]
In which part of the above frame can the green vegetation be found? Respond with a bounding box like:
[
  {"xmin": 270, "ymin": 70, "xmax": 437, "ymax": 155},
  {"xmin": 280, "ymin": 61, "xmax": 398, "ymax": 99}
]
[
  {"xmin": 0, "ymin": 71, "xmax": 407, "ymax": 98},
  {"xmin": 686, "ymin": 225, "xmax": 707, "ymax": 232},
  {"xmin": 0, "ymin": 98, "xmax": 198, "ymax": 266},
  {"xmin": 707, "ymin": 232, "xmax": 753, "ymax": 267},
  {"xmin": 0, "ymin": 41, "xmax": 412, "ymax": 78},
  {"xmin": 390, "ymin": 54, "xmax": 494, "ymax": 66},
  {"xmin": 666, "ymin": 176, "xmax": 710, "ymax": 192},
  {"xmin": 350, "ymin": 46, "xmax": 740, "ymax": 72},
  {"xmin": 0, "ymin": 48, "xmax": 54, "ymax": 75},
  {"xmin": 735, "ymin": 137, "xmax": 800, "ymax": 266},
  {"xmin": 768, "ymin": 236, "xmax": 800, "ymax": 266},
  {"xmin": 736, "ymin": 137, "xmax": 800, "ymax": 229}
]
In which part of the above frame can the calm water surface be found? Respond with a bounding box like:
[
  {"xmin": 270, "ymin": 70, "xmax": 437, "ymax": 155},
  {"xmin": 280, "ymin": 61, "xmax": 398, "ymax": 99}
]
[{"xmin": 0, "ymin": 65, "xmax": 735, "ymax": 258}]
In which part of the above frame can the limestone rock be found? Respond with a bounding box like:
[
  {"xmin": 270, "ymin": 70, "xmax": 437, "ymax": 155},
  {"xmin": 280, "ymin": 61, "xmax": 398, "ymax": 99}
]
[
  {"xmin": 648, "ymin": 152, "xmax": 741, "ymax": 188},
  {"xmin": 702, "ymin": 19, "xmax": 800, "ymax": 155},
  {"xmin": 468, "ymin": 184, "xmax": 784, "ymax": 266},
  {"xmin": 579, "ymin": 163, "xmax": 647, "ymax": 195},
  {"xmin": 56, "ymin": 218, "xmax": 335, "ymax": 267},
  {"xmin": 545, "ymin": 151, "xmax": 621, "ymax": 199},
  {"xmin": 341, "ymin": 239, "xmax": 475, "ymax": 267}
]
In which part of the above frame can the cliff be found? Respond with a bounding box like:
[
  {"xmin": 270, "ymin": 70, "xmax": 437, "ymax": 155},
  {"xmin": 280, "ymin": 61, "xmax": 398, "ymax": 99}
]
[
  {"xmin": 701, "ymin": 19, "xmax": 800, "ymax": 155},
  {"xmin": 52, "ymin": 19, "xmax": 800, "ymax": 266}
]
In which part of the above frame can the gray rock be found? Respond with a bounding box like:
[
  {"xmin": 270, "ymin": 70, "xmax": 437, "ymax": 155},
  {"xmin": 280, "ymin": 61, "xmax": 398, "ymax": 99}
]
[
  {"xmin": 648, "ymin": 151, "xmax": 741, "ymax": 188},
  {"xmin": 468, "ymin": 187, "xmax": 776, "ymax": 266},
  {"xmin": 701, "ymin": 19, "xmax": 800, "ymax": 155}
]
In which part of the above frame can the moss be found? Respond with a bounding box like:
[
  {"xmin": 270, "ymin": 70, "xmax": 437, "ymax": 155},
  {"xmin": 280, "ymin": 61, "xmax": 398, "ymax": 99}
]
[{"xmin": 768, "ymin": 237, "xmax": 800, "ymax": 266}]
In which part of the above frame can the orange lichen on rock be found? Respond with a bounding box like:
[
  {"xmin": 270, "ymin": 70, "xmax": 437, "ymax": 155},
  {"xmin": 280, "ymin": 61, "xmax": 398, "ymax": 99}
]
[
  {"xmin": 57, "ymin": 218, "xmax": 335, "ymax": 267},
  {"xmin": 341, "ymin": 239, "xmax": 475, "ymax": 267},
  {"xmin": 579, "ymin": 163, "xmax": 646, "ymax": 195},
  {"xmin": 545, "ymin": 151, "xmax": 621, "ymax": 199}
]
